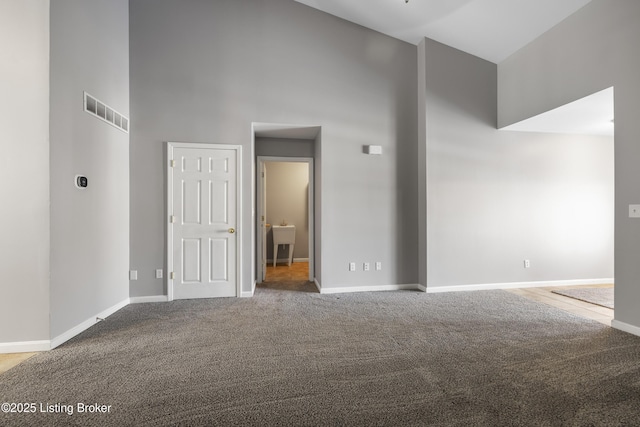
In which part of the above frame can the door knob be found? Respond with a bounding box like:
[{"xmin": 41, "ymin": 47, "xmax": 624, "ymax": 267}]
[{"xmin": 228, "ymin": 228, "xmax": 235, "ymax": 234}]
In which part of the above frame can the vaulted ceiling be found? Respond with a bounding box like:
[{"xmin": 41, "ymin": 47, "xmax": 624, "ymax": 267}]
[
  {"xmin": 294, "ymin": 0, "xmax": 593, "ymax": 64},
  {"xmin": 295, "ymin": 0, "xmax": 611, "ymax": 135}
]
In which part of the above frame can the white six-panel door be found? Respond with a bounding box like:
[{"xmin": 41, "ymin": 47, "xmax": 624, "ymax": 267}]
[{"xmin": 168, "ymin": 143, "xmax": 240, "ymax": 299}]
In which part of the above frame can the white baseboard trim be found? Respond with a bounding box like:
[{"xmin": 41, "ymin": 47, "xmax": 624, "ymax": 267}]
[
  {"xmin": 426, "ymin": 278, "xmax": 614, "ymax": 294},
  {"xmin": 314, "ymin": 278, "xmax": 321, "ymax": 293},
  {"xmin": 293, "ymin": 258, "xmax": 309, "ymax": 262},
  {"xmin": 50, "ymin": 298, "xmax": 129, "ymax": 350},
  {"xmin": 240, "ymin": 283, "xmax": 255, "ymax": 298},
  {"xmin": 319, "ymin": 284, "xmax": 421, "ymax": 295},
  {"xmin": 611, "ymin": 319, "xmax": 640, "ymax": 337},
  {"xmin": 130, "ymin": 295, "xmax": 168, "ymax": 304},
  {"xmin": 417, "ymin": 284, "xmax": 427, "ymax": 293},
  {"xmin": 0, "ymin": 340, "xmax": 51, "ymax": 354}
]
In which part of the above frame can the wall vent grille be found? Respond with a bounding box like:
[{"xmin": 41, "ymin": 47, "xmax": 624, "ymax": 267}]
[{"xmin": 83, "ymin": 91, "xmax": 129, "ymax": 133}]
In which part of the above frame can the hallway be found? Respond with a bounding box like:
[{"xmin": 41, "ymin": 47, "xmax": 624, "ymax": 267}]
[{"xmin": 258, "ymin": 262, "xmax": 316, "ymax": 293}]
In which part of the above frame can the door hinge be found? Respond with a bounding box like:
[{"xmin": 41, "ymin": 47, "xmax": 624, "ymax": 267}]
[
  {"xmin": 170, "ymin": 272, "xmax": 175, "ymax": 280},
  {"xmin": 170, "ymin": 215, "xmax": 176, "ymax": 223},
  {"xmin": 261, "ymin": 215, "xmax": 264, "ymax": 221},
  {"xmin": 170, "ymin": 159, "xmax": 176, "ymax": 168}
]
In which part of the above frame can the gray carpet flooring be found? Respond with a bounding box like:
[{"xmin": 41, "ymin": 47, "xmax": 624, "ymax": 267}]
[
  {"xmin": 2, "ymin": 288, "xmax": 640, "ymax": 426},
  {"xmin": 552, "ymin": 287, "xmax": 614, "ymax": 309}
]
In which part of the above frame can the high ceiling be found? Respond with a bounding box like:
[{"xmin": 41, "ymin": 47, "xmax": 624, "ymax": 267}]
[
  {"xmin": 294, "ymin": 0, "xmax": 593, "ymax": 64},
  {"xmin": 293, "ymin": 0, "xmax": 611, "ymax": 136},
  {"xmin": 501, "ymin": 87, "xmax": 614, "ymax": 137}
]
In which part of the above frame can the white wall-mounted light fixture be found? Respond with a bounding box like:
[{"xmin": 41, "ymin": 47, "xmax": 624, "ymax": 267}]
[{"xmin": 364, "ymin": 145, "xmax": 383, "ymax": 155}]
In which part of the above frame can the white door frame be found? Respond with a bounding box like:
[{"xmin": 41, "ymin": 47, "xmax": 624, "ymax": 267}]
[
  {"xmin": 257, "ymin": 156, "xmax": 314, "ymax": 283},
  {"xmin": 166, "ymin": 142, "xmax": 242, "ymax": 301}
]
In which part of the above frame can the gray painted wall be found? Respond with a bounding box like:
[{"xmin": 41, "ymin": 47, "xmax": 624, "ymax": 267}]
[
  {"xmin": 129, "ymin": 0, "xmax": 418, "ymax": 296},
  {"xmin": 497, "ymin": 0, "xmax": 640, "ymax": 329},
  {"xmin": 50, "ymin": 0, "xmax": 130, "ymax": 337},
  {"xmin": 419, "ymin": 38, "xmax": 614, "ymax": 288},
  {"xmin": 265, "ymin": 162, "xmax": 309, "ymax": 260},
  {"xmin": 0, "ymin": 0, "xmax": 50, "ymax": 344}
]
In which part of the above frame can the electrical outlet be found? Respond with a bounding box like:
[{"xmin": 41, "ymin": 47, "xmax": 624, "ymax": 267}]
[
  {"xmin": 363, "ymin": 262, "xmax": 370, "ymax": 271},
  {"xmin": 129, "ymin": 270, "xmax": 138, "ymax": 280},
  {"xmin": 349, "ymin": 262, "xmax": 356, "ymax": 272},
  {"xmin": 155, "ymin": 269, "xmax": 163, "ymax": 279},
  {"xmin": 375, "ymin": 262, "xmax": 382, "ymax": 271},
  {"xmin": 524, "ymin": 260, "xmax": 531, "ymax": 268}
]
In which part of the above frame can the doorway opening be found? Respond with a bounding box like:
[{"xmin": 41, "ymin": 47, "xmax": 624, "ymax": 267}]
[
  {"xmin": 258, "ymin": 157, "xmax": 314, "ymax": 292},
  {"xmin": 252, "ymin": 123, "xmax": 321, "ymax": 294},
  {"xmin": 500, "ymin": 86, "xmax": 615, "ymax": 322}
]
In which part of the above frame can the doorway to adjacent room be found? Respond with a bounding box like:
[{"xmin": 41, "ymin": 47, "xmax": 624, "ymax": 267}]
[
  {"xmin": 252, "ymin": 122, "xmax": 321, "ymax": 294},
  {"xmin": 257, "ymin": 157, "xmax": 314, "ymax": 287}
]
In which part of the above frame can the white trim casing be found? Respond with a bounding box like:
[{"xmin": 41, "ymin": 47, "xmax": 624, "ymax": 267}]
[{"xmin": 250, "ymin": 128, "xmax": 256, "ymax": 298}]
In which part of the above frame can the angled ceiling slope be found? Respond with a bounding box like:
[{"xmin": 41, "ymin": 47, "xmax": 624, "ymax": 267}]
[
  {"xmin": 294, "ymin": 0, "xmax": 593, "ymax": 63},
  {"xmin": 501, "ymin": 87, "xmax": 614, "ymax": 137}
]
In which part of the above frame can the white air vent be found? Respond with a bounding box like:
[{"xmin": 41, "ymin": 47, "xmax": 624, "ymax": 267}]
[{"xmin": 84, "ymin": 91, "xmax": 129, "ymax": 133}]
